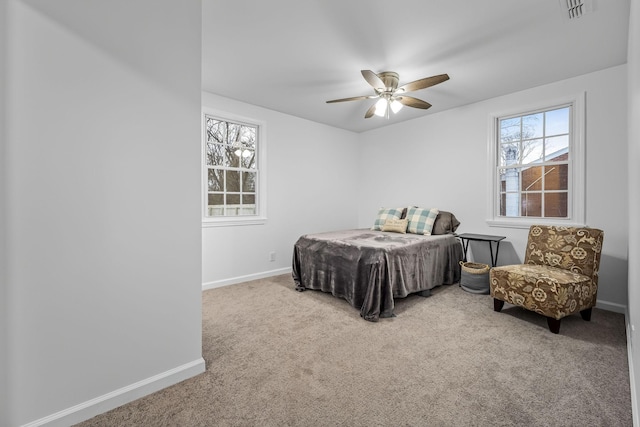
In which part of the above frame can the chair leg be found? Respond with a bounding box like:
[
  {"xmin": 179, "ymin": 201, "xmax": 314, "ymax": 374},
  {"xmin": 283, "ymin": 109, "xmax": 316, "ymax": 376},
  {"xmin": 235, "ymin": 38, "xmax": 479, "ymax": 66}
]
[
  {"xmin": 493, "ymin": 298, "xmax": 504, "ymax": 312},
  {"xmin": 547, "ymin": 317, "xmax": 561, "ymax": 334},
  {"xmin": 580, "ymin": 308, "xmax": 592, "ymax": 321}
]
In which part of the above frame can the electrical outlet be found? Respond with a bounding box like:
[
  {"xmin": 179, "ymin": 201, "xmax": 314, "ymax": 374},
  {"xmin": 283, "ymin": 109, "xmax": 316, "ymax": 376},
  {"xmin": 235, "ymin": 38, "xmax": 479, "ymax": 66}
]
[{"xmin": 269, "ymin": 252, "xmax": 276, "ymax": 262}]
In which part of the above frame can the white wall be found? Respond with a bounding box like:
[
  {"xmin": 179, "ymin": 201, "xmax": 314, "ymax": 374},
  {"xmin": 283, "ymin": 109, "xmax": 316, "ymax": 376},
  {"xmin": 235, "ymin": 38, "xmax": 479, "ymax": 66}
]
[
  {"xmin": 0, "ymin": 0, "xmax": 8, "ymax": 425},
  {"xmin": 358, "ymin": 65, "xmax": 629, "ymax": 310},
  {"xmin": 5, "ymin": 1, "xmax": 204, "ymax": 425},
  {"xmin": 201, "ymin": 92, "xmax": 359, "ymax": 287},
  {"xmin": 627, "ymin": 0, "xmax": 640, "ymax": 422}
]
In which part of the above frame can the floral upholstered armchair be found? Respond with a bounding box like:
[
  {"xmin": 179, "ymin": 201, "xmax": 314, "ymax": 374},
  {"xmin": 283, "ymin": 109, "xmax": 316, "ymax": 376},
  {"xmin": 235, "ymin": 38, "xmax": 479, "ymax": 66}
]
[{"xmin": 489, "ymin": 225, "xmax": 604, "ymax": 334}]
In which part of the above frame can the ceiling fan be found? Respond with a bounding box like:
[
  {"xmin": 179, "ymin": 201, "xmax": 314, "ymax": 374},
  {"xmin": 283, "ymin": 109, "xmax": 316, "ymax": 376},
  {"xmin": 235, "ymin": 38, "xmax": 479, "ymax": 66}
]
[{"xmin": 326, "ymin": 70, "xmax": 450, "ymax": 119}]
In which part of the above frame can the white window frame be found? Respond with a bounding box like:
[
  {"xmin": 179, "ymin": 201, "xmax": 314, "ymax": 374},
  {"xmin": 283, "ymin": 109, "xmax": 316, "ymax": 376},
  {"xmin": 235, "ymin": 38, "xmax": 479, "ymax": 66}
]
[
  {"xmin": 486, "ymin": 92, "xmax": 586, "ymax": 229},
  {"xmin": 202, "ymin": 108, "xmax": 267, "ymax": 227}
]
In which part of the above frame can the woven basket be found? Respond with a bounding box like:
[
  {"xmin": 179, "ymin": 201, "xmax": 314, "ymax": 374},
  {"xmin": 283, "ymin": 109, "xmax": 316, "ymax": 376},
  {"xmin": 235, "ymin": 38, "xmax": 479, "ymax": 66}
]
[{"xmin": 459, "ymin": 261, "xmax": 490, "ymax": 294}]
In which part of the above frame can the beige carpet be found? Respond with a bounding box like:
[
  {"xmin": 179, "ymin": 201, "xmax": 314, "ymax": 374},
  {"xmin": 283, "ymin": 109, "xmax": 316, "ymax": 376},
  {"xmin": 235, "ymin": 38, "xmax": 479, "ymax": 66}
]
[{"xmin": 77, "ymin": 274, "xmax": 632, "ymax": 426}]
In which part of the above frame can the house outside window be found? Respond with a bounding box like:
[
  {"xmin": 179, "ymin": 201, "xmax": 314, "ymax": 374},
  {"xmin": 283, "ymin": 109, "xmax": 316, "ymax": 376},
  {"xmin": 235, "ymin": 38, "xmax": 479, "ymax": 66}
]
[
  {"xmin": 203, "ymin": 111, "xmax": 266, "ymax": 226},
  {"xmin": 487, "ymin": 94, "xmax": 585, "ymax": 228}
]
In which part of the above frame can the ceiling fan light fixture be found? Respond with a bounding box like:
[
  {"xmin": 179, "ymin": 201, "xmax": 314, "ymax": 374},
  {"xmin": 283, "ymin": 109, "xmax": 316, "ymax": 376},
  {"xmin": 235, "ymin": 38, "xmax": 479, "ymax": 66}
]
[
  {"xmin": 390, "ymin": 98, "xmax": 403, "ymax": 114},
  {"xmin": 374, "ymin": 98, "xmax": 388, "ymax": 117}
]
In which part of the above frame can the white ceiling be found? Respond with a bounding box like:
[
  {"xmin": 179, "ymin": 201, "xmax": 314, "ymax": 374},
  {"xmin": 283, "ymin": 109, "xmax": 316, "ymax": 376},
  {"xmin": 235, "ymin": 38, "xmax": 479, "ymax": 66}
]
[{"xmin": 202, "ymin": 0, "xmax": 630, "ymax": 133}]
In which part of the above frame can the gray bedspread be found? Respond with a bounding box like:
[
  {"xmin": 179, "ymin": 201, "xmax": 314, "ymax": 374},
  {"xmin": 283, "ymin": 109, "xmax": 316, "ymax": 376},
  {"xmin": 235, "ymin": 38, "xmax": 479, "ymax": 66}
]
[{"xmin": 292, "ymin": 229, "xmax": 463, "ymax": 321}]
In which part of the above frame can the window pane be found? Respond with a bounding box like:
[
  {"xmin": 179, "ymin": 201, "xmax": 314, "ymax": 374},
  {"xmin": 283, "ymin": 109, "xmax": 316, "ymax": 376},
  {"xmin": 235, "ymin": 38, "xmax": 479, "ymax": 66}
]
[
  {"xmin": 500, "ymin": 117, "xmax": 521, "ymax": 143},
  {"xmin": 545, "ymin": 135, "xmax": 569, "ymax": 160},
  {"xmin": 208, "ymin": 193, "xmax": 224, "ymax": 205},
  {"xmin": 226, "ymin": 123, "xmax": 241, "ymax": 144},
  {"xmin": 243, "ymin": 171, "xmax": 256, "ymax": 192},
  {"xmin": 500, "ymin": 174, "xmax": 506, "ymax": 191},
  {"xmin": 226, "ymin": 147, "xmax": 240, "ymax": 168},
  {"xmin": 501, "ymin": 192, "xmax": 520, "ymax": 217},
  {"xmin": 521, "ymin": 166, "xmax": 543, "ymax": 191},
  {"xmin": 206, "ymin": 119, "xmax": 226, "ymax": 144},
  {"xmin": 544, "ymin": 165, "xmax": 568, "ymax": 191},
  {"xmin": 545, "ymin": 107, "xmax": 570, "ymax": 136},
  {"xmin": 500, "ymin": 167, "xmax": 520, "ymax": 192},
  {"xmin": 208, "ymin": 169, "xmax": 224, "ymax": 191},
  {"xmin": 207, "ymin": 193, "xmax": 224, "ymax": 217},
  {"xmin": 545, "ymin": 193, "xmax": 568, "ymax": 217},
  {"xmin": 227, "ymin": 170, "xmax": 240, "ymax": 192},
  {"xmin": 522, "ymin": 112, "xmax": 543, "ymax": 139},
  {"xmin": 241, "ymin": 149, "xmax": 256, "ymax": 169},
  {"xmin": 243, "ymin": 194, "xmax": 255, "ymax": 205},
  {"xmin": 242, "ymin": 194, "xmax": 256, "ymax": 215},
  {"xmin": 206, "ymin": 143, "xmax": 225, "ymax": 166},
  {"xmin": 521, "ymin": 139, "xmax": 543, "ymax": 165},
  {"xmin": 240, "ymin": 125, "xmax": 256, "ymax": 147},
  {"xmin": 500, "ymin": 143, "xmax": 519, "ymax": 166},
  {"xmin": 521, "ymin": 193, "xmax": 541, "ymax": 217},
  {"xmin": 225, "ymin": 194, "xmax": 240, "ymax": 216}
]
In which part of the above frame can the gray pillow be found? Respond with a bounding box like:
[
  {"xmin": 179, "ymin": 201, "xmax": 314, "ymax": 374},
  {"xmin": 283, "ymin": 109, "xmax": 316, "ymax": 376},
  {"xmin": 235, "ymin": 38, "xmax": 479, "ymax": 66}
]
[{"xmin": 431, "ymin": 211, "xmax": 460, "ymax": 235}]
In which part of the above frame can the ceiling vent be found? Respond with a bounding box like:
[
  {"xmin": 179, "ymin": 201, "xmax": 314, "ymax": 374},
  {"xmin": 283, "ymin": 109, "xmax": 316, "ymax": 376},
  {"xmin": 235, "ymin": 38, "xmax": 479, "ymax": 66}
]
[{"xmin": 562, "ymin": 0, "xmax": 594, "ymax": 20}]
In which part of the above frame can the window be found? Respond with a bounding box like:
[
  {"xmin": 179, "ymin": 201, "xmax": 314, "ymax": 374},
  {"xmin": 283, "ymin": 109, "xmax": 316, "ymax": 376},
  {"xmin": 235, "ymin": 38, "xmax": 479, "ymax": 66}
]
[
  {"xmin": 487, "ymin": 94, "xmax": 585, "ymax": 228},
  {"xmin": 203, "ymin": 112, "xmax": 266, "ymax": 226}
]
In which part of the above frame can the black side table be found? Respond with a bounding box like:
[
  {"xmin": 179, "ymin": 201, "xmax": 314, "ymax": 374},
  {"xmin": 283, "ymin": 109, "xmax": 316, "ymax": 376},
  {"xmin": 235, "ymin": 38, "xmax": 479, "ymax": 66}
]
[{"xmin": 456, "ymin": 233, "xmax": 506, "ymax": 267}]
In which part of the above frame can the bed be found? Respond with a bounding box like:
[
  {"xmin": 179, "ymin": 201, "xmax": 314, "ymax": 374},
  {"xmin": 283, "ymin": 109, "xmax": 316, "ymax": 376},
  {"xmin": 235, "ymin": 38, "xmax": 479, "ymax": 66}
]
[{"xmin": 292, "ymin": 209, "xmax": 463, "ymax": 321}]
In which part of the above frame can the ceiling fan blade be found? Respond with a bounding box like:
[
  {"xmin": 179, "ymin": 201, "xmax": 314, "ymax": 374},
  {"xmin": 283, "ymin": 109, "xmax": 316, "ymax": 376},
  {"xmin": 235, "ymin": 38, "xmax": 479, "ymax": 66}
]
[
  {"xmin": 326, "ymin": 95, "xmax": 377, "ymax": 103},
  {"xmin": 396, "ymin": 74, "xmax": 449, "ymax": 93},
  {"xmin": 364, "ymin": 103, "xmax": 377, "ymax": 119},
  {"xmin": 361, "ymin": 70, "xmax": 385, "ymax": 91},
  {"xmin": 397, "ymin": 96, "xmax": 432, "ymax": 109}
]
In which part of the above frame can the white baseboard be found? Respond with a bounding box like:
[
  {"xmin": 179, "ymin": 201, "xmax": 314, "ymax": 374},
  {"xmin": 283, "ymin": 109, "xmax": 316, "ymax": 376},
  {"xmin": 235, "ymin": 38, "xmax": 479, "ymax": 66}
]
[
  {"xmin": 596, "ymin": 299, "xmax": 627, "ymax": 314},
  {"xmin": 22, "ymin": 358, "xmax": 206, "ymax": 427},
  {"xmin": 202, "ymin": 267, "xmax": 292, "ymax": 291}
]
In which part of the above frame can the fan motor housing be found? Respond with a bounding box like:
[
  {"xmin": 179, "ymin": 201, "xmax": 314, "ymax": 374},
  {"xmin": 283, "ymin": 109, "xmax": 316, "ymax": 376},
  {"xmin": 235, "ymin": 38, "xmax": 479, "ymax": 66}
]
[{"xmin": 377, "ymin": 71, "xmax": 399, "ymax": 91}]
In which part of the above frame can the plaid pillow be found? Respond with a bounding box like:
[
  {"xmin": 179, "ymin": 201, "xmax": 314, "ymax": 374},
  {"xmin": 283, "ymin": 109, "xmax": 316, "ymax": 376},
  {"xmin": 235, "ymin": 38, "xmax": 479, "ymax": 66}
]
[
  {"xmin": 371, "ymin": 207, "xmax": 404, "ymax": 231},
  {"xmin": 406, "ymin": 207, "xmax": 440, "ymax": 235}
]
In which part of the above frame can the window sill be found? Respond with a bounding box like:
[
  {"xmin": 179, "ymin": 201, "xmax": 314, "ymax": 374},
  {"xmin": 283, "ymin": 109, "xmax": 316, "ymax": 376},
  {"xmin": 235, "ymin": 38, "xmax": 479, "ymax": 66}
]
[
  {"xmin": 487, "ymin": 218, "xmax": 587, "ymax": 229},
  {"xmin": 202, "ymin": 217, "xmax": 267, "ymax": 228}
]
